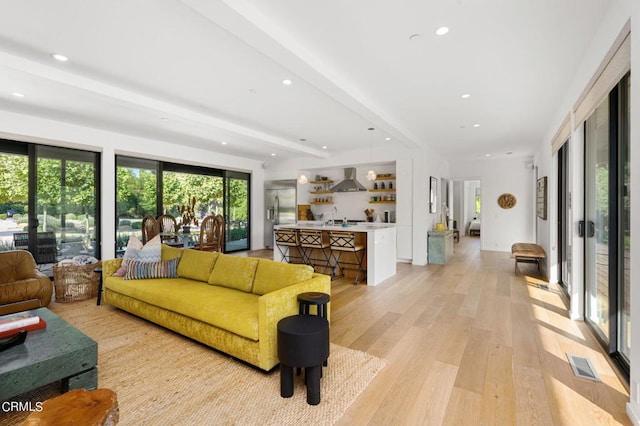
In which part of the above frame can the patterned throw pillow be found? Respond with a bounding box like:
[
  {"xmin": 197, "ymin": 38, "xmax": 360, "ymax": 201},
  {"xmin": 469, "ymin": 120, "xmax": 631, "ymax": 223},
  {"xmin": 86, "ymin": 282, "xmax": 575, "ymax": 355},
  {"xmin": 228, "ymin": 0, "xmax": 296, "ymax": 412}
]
[
  {"xmin": 124, "ymin": 258, "xmax": 179, "ymax": 280},
  {"xmin": 113, "ymin": 235, "xmax": 162, "ymax": 277}
]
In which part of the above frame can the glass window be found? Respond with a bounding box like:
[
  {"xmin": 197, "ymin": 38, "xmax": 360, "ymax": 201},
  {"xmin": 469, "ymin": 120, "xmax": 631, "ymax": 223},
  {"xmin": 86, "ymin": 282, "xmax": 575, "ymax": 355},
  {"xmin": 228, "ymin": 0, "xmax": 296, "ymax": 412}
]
[
  {"xmin": 115, "ymin": 157, "xmax": 158, "ymax": 254},
  {"xmin": 115, "ymin": 156, "xmax": 250, "ymax": 253}
]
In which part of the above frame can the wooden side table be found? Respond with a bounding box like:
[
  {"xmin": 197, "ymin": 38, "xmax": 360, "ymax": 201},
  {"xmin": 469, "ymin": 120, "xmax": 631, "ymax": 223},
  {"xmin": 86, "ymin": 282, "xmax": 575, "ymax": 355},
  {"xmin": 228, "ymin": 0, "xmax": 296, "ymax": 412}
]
[{"xmin": 23, "ymin": 388, "xmax": 119, "ymax": 425}]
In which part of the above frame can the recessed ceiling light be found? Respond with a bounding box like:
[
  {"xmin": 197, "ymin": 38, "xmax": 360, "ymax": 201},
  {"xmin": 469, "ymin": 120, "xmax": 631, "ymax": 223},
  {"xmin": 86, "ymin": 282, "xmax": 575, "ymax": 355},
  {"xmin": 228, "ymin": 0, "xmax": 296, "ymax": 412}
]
[
  {"xmin": 385, "ymin": 137, "xmax": 391, "ymax": 141},
  {"xmin": 221, "ymin": 141, "xmax": 228, "ymax": 145},
  {"xmin": 506, "ymin": 151, "xmax": 513, "ymax": 155},
  {"xmin": 160, "ymin": 117, "xmax": 169, "ymax": 121},
  {"xmin": 459, "ymin": 125, "xmax": 466, "ymax": 128},
  {"xmin": 300, "ymin": 138, "xmax": 306, "ymax": 142},
  {"xmin": 271, "ymin": 153, "xmax": 276, "ymax": 157},
  {"xmin": 282, "ymin": 79, "xmax": 292, "ymax": 85},
  {"xmin": 435, "ymin": 27, "xmax": 449, "ymax": 36},
  {"xmin": 485, "ymin": 154, "xmax": 491, "ymax": 157},
  {"xmin": 12, "ymin": 92, "xmax": 24, "ymax": 98},
  {"xmin": 322, "ymin": 146, "xmax": 327, "ymax": 149},
  {"xmin": 409, "ymin": 33, "xmax": 421, "ymax": 40},
  {"xmin": 461, "ymin": 93, "xmax": 471, "ymax": 99},
  {"xmin": 51, "ymin": 53, "xmax": 68, "ymax": 62},
  {"xmin": 473, "ymin": 123, "xmax": 480, "ymax": 128}
]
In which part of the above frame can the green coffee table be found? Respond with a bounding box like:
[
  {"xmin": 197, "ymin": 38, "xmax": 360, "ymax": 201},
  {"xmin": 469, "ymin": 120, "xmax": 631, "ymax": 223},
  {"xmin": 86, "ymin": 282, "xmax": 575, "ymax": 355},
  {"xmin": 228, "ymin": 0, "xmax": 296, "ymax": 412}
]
[{"xmin": 0, "ymin": 308, "xmax": 98, "ymax": 401}]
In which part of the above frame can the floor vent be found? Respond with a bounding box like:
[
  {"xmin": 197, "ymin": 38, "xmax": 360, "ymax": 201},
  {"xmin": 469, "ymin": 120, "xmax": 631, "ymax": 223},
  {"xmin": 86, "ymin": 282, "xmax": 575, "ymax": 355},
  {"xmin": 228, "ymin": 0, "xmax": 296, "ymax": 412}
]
[{"xmin": 566, "ymin": 353, "xmax": 601, "ymax": 382}]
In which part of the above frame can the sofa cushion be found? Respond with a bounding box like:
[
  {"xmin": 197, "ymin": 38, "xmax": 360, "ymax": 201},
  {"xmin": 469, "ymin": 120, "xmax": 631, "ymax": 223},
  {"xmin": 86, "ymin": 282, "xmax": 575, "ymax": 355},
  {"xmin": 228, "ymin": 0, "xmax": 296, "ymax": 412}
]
[
  {"xmin": 252, "ymin": 259, "xmax": 314, "ymax": 295},
  {"xmin": 177, "ymin": 250, "xmax": 218, "ymax": 282},
  {"xmin": 208, "ymin": 254, "xmax": 258, "ymax": 293},
  {"xmin": 105, "ymin": 277, "xmax": 259, "ymax": 340},
  {"xmin": 161, "ymin": 245, "xmax": 183, "ymax": 261},
  {"xmin": 124, "ymin": 258, "xmax": 179, "ymax": 280}
]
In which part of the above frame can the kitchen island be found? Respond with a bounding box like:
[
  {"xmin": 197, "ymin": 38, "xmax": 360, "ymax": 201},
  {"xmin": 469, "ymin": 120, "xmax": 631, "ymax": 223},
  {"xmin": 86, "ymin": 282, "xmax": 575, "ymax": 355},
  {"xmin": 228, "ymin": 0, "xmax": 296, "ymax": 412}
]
[{"xmin": 274, "ymin": 222, "xmax": 396, "ymax": 286}]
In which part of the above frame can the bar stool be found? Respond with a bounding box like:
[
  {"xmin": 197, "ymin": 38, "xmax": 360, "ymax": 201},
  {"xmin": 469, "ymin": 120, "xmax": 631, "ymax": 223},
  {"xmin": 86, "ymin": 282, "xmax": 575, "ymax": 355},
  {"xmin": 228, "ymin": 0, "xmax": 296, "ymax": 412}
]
[
  {"xmin": 299, "ymin": 230, "xmax": 336, "ymax": 278},
  {"xmin": 274, "ymin": 229, "xmax": 306, "ymax": 264},
  {"xmin": 329, "ymin": 231, "xmax": 366, "ymax": 284}
]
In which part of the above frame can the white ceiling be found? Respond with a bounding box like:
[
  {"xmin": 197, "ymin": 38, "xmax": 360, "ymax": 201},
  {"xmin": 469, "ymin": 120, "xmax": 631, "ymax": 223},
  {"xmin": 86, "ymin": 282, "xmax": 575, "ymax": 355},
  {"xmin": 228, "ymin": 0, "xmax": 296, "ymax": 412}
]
[{"xmin": 0, "ymin": 0, "xmax": 613, "ymax": 163}]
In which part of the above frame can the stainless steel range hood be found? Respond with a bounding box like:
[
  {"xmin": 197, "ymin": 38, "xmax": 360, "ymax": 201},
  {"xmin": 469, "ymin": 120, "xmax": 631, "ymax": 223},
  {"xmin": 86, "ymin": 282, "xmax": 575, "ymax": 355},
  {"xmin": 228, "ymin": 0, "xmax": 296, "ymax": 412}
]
[{"xmin": 331, "ymin": 168, "xmax": 367, "ymax": 192}]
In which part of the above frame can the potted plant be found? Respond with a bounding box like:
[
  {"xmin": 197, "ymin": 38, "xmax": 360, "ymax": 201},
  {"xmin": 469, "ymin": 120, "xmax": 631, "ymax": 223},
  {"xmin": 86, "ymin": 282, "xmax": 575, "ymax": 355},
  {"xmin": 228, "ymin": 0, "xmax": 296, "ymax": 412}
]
[{"xmin": 179, "ymin": 196, "xmax": 198, "ymax": 233}]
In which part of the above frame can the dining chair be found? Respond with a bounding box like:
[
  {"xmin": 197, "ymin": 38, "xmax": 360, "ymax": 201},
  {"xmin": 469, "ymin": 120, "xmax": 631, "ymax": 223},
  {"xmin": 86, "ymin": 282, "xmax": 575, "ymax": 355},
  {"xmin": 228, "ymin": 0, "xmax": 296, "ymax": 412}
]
[
  {"xmin": 198, "ymin": 214, "xmax": 225, "ymax": 252},
  {"xmin": 157, "ymin": 214, "xmax": 179, "ymax": 243},
  {"xmin": 141, "ymin": 215, "xmax": 159, "ymax": 244}
]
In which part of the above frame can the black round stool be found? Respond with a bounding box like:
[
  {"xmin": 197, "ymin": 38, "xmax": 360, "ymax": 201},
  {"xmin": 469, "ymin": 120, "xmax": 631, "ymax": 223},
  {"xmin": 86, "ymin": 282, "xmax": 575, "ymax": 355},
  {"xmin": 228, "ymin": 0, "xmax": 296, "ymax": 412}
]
[
  {"xmin": 277, "ymin": 315, "xmax": 329, "ymax": 405},
  {"xmin": 298, "ymin": 292, "xmax": 330, "ymax": 367},
  {"xmin": 297, "ymin": 292, "xmax": 330, "ymax": 318}
]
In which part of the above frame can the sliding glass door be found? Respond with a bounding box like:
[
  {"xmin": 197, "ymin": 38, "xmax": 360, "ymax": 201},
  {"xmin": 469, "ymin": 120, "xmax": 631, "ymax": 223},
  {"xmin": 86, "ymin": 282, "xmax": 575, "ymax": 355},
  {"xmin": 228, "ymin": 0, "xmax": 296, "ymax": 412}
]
[
  {"xmin": 115, "ymin": 156, "xmax": 251, "ymax": 254},
  {"xmin": 224, "ymin": 171, "xmax": 250, "ymax": 252},
  {"xmin": 584, "ymin": 73, "xmax": 630, "ymax": 372},
  {"xmin": 0, "ymin": 140, "xmax": 100, "ymax": 264},
  {"xmin": 557, "ymin": 141, "xmax": 571, "ymax": 295},
  {"xmin": 585, "ymin": 97, "xmax": 610, "ymax": 341},
  {"xmin": 35, "ymin": 145, "xmax": 100, "ymax": 261}
]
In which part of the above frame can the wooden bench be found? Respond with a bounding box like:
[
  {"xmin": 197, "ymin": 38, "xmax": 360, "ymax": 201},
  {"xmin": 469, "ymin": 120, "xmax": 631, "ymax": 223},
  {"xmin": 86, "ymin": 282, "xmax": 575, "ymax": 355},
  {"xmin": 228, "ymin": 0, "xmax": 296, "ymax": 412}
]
[{"xmin": 511, "ymin": 243, "xmax": 546, "ymax": 273}]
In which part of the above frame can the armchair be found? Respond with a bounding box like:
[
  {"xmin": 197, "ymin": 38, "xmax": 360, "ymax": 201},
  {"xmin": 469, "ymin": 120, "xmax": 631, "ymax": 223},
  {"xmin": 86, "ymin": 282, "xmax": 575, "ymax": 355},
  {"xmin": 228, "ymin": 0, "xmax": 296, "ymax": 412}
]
[{"xmin": 0, "ymin": 250, "xmax": 53, "ymax": 315}]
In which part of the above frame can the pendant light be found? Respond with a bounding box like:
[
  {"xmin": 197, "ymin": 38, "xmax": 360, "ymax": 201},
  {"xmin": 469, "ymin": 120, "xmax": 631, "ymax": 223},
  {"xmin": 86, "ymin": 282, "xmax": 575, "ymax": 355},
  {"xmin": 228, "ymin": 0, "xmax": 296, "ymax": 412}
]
[
  {"xmin": 298, "ymin": 173, "xmax": 308, "ymax": 185},
  {"xmin": 366, "ymin": 127, "xmax": 376, "ymax": 181}
]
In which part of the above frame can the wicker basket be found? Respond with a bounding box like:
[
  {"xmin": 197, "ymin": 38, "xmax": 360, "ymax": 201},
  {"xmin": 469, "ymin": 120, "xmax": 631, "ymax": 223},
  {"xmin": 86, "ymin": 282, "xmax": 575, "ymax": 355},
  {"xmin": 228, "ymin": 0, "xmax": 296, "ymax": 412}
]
[{"xmin": 53, "ymin": 261, "xmax": 102, "ymax": 303}]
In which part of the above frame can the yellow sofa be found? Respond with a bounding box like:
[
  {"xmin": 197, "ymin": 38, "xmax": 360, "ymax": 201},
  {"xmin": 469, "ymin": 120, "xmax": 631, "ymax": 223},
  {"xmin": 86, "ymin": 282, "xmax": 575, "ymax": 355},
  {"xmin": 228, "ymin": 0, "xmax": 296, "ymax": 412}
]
[{"xmin": 102, "ymin": 246, "xmax": 330, "ymax": 371}]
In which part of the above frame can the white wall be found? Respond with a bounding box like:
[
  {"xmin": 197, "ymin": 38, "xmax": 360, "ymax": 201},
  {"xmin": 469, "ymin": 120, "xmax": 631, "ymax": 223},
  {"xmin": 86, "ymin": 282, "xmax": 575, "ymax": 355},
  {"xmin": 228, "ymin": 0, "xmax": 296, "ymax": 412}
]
[
  {"xmin": 0, "ymin": 110, "xmax": 266, "ymax": 258},
  {"xmin": 297, "ymin": 164, "xmax": 397, "ymax": 223},
  {"xmin": 451, "ymin": 158, "xmax": 535, "ymax": 252}
]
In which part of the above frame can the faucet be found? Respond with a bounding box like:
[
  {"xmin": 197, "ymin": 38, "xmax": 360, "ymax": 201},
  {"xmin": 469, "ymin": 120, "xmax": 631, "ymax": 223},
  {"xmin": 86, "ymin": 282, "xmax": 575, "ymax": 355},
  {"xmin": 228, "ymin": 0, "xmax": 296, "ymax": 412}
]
[{"xmin": 329, "ymin": 207, "xmax": 337, "ymax": 225}]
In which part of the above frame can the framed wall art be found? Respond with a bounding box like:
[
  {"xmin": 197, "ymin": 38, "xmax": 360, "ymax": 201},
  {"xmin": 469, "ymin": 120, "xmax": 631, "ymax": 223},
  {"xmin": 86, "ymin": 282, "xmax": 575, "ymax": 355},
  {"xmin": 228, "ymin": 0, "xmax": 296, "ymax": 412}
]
[
  {"xmin": 429, "ymin": 176, "xmax": 437, "ymax": 213},
  {"xmin": 536, "ymin": 176, "xmax": 547, "ymax": 220}
]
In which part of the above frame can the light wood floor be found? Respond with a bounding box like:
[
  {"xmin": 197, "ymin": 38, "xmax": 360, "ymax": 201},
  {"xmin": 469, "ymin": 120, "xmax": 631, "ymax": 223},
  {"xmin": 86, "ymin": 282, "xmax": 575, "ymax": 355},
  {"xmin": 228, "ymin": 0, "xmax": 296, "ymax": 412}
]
[{"xmin": 254, "ymin": 236, "xmax": 631, "ymax": 425}]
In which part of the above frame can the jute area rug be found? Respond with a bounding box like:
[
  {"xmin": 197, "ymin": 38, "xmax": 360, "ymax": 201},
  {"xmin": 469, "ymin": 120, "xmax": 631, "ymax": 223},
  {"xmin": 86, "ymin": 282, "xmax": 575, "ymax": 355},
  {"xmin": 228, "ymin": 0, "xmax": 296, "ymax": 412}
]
[{"xmin": 1, "ymin": 301, "xmax": 386, "ymax": 426}]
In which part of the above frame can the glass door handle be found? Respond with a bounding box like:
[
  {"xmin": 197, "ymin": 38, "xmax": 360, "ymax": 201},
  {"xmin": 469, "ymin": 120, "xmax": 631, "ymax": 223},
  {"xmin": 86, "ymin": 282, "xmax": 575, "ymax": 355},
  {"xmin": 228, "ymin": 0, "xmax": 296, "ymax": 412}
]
[
  {"xmin": 579, "ymin": 220, "xmax": 595, "ymax": 238},
  {"xmin": 29, "ymin": 217, "xmax": 40, "ymax": 229}
]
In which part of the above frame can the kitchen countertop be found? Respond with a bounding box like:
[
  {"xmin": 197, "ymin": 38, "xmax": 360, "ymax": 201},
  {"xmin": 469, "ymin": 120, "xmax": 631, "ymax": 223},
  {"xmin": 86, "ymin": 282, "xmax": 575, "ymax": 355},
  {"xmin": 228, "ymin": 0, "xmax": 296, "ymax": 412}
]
[{"xmin": 276, "ymin": 222, "xmax": 395, "ymax": 232}]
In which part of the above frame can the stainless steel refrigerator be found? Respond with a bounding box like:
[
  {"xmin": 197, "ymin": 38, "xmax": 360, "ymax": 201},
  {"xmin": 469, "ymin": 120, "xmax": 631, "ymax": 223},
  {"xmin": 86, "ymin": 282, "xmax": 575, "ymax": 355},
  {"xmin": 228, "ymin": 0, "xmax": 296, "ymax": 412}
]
[{"xmin": 264, "ymin": 180, "xmax": 296, "ymax": 248}]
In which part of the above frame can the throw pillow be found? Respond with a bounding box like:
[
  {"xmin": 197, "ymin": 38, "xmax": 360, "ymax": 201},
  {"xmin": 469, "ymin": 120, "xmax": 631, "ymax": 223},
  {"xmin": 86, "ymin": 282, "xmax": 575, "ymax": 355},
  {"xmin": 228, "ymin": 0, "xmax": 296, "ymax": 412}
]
[
  {"xmin": 124, "ymin": 258, "xmax": 179, "ymax": 280},
  {"xmin": 113, "ymin": 234, "xmax": 162, "ymax": 277}
]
